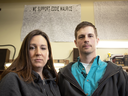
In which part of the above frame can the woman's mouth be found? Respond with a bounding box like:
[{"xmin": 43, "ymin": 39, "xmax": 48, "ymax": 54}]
[{"xmin": 34, "ymin": 59, "xmax": 42, "ymax": 62}]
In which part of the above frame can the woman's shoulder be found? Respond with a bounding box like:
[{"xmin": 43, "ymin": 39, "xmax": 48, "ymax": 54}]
[
  {"xmin": 0, "ymin": 72, "xmax": 20, "ymax": 83},
  {"xmin": 4, "ymin": 72, "xmax": 18, "ymax": 78}
]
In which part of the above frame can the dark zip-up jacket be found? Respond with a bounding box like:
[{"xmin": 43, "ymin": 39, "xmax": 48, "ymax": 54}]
[
  {"xmin": 0, "ymin": 70, "xmax": 61, "ymax": 96},
  {"xmin": 58, "ymin": 61, "xmax": 128, "ymax": 96}
]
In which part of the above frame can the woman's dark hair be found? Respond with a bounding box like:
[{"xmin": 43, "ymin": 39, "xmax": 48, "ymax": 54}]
[{"xmin": 0, "ymin": 29, "xmax": 57, "ymax": 82}]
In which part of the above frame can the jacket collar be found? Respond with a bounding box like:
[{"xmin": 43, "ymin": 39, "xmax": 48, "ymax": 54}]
[
  {"xmin": 59, "ymin": 62, "xmax": 84, "ymax": 92},
  {"xmin": 98, "ymin": 61, "xmax": 122, "ymax": 84},
  {"xmin": 32, "ymin": 71, "xmax": 42, "ymax": 83},
  {"xmin": 32, "ymin": 70, "xmax": 56, "ymax": 83}
]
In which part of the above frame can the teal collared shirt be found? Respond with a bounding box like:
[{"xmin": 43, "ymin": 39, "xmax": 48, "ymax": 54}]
[{"xmin": 71, "ymin": 56, "xmax": 107, "ymax": 96}]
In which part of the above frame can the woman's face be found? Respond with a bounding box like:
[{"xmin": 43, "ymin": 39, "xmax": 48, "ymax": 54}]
[{"xmin": 29, "ymin": 35, "xmax": 49, "ymax": 71}]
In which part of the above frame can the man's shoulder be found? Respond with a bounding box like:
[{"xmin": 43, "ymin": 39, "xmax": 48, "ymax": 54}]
[
  {"xmin": 106, "ymin": 61, "xmax": 122, "ymax": 69},
  {"xmin": 104, "ymin": 61, "xmax": 123, "ymax": 74}
]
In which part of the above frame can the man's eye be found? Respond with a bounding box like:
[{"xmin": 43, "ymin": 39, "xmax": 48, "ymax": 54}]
[
  {"xmin": 89, "ymin": 35, "xmax": 93, "ymax": 37},
  {"xmin": 79, "ymin": 36, "xmax": 84, "ymax": 39}
]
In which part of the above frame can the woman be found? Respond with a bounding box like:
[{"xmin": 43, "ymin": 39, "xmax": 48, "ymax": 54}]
[{"xmin": 0, "ymin": 30, "xmax": 61, "ymax": 96}]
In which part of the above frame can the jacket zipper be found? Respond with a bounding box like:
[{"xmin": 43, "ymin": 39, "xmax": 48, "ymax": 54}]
[{"xmin": 92, "ymin": 71, "xmax": 119, "ymax": 96}]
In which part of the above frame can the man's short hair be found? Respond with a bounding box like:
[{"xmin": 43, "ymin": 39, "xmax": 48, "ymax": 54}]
[{"xmin": 74, "ymin": 21, "xmax": 98, "ymax": 39}]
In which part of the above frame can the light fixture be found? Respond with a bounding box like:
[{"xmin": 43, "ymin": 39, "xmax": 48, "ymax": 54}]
[{"xmin": 97, "ymin": 41, "xmax": 128, "ymax": 48}]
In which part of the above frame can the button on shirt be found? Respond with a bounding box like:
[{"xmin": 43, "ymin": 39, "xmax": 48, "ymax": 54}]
[
  {"xmin": 71, "ymin": 56, "xmax": 107, "ymax": 96},
  {"xmin": 82, "ymin": 63, "xmax": 92, "ymax": 74}
]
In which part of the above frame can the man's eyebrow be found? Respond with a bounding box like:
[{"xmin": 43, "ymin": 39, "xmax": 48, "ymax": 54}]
[
  {"xmin": 78, "ymin": 34, "xmax": 85, "ymax": 36},
  {"xmin": 88, "ymin": 33, "xmax": 94, "ymax": 35}
]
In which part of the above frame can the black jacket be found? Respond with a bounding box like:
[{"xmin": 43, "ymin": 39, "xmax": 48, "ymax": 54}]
[
  {"xmin": 58, "ymin": 61, "xmax": 128, "ymax": 96},
  {"xmin": 0, "ymin": 70, "xmax": 61, "ymax": 96}
]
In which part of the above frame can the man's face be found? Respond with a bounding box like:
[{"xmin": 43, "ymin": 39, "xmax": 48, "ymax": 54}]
[{"xmin": 74, "ymin": 26, "xmax": 99, "ymax": 56}]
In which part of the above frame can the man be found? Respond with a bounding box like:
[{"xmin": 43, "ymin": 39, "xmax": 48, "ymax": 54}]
[{"xmin": 58, "ymin": 21, "xmax": 128, "ymax": 96}]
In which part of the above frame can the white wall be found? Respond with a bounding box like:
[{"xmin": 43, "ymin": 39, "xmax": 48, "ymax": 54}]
[{"xmin": 0, "ymin": 0, "xmax": 128, "ymax": 62}]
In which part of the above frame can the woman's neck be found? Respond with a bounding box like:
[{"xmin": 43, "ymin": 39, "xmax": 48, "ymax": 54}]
[{"xmin": 33, "ymin": 68, "xmax": 44, "ymax": 80}]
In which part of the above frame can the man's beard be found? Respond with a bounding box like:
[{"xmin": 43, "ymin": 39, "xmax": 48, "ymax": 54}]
[{"xmin": 79, "ymin": 49, "xmax": 92, "ymax": 56}]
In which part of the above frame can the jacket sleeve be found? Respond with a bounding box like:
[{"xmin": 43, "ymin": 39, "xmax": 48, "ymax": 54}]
[
  {"xmin": 0, "ymin": 72, "xmax": 22, "ymax": 96},
  {"xmin": 124, "ymin": 71, "xmax": 128, "ymax": 95},
  {"xmin": 57, "ymin": 72, "xmax": 63, "ymax": 95},
  {"xmin": 58, "ymin": 71, "xmax": 67, "ymax": 96}
]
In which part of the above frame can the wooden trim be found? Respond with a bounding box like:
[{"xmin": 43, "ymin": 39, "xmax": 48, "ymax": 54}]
[
  {"xmin": 54, "ymin": 59, "xmax": 69, "ymax": 65},
  {"xmin": 122, "ymin": 66, "xmax": 128, "ymax": 72}
]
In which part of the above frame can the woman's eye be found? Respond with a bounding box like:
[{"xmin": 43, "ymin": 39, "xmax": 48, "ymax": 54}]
[
  {"xmin": 41, "ymin": 48, "xmax": 46, "ymax": 50},
  {"xmin": 29, "ymin": 46, "xmax": 35, "ymax": 50}
]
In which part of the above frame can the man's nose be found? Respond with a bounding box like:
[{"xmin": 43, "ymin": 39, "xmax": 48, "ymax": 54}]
[
  {"xmin": 84, "ymin": 36, "xmax": 89, "ymax": 41},
  {"xmin": 83, "ymin": 36, "xmax": 89, "ymax": 44}
]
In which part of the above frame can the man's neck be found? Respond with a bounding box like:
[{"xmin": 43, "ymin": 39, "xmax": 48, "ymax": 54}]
[{"xmin": 79, "ymin": 53, "xmax": 96, "ymax": 64}]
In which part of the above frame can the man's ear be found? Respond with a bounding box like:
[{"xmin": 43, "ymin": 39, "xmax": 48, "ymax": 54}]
[
  {"xmin": 96, "ymin": 37, "xmax": 99, "ymax": 46},
  {"xmin": 74, "ymin": 40, "xmax": 77, "ymax": 47}
]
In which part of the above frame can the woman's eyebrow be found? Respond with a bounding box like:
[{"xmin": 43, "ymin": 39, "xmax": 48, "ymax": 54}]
[
  {"xmin": 30, "ymin": 44, "xmax": 35, "ymax": 46},
  {"xmin": 41, "ymin": 45, "xmax": 47, "ymax": 47}
]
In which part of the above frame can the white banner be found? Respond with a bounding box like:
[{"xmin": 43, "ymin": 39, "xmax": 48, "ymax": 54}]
[
  {"xmin": 94, "ymin": 1, "xmax": 128, "ymax": 40},
  {"xmin": 21, "ymin": 4, "xmax": 81, "ymax": 42}
]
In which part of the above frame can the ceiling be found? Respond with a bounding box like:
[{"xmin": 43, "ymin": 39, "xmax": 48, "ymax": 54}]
[{"xmin": 1, "ymin": 0, "xmax": 127, "ymax": 3}]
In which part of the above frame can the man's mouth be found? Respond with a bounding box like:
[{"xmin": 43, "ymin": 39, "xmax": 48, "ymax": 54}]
[{"xmin": 83, "ymin": 44, "xmax": 91, "ymax": 48}]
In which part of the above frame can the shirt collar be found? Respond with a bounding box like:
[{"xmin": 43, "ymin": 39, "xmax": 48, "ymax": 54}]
[{"xmin": 77, "ymin": 56, "xmax": 101, "ymax": 67}]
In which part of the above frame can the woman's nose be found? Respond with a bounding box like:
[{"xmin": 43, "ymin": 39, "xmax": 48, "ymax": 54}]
[{"xmin": 36, "ymin": 48, "xmax": 41, "ymax": 56}]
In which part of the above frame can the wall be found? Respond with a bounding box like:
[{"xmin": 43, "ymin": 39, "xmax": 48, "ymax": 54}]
[{"xmin": 0, "ymin": 0, "xmax": 128, "ymax": 62}]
